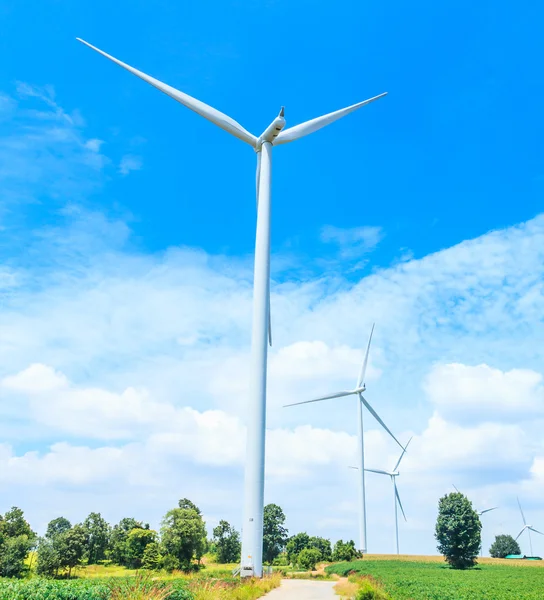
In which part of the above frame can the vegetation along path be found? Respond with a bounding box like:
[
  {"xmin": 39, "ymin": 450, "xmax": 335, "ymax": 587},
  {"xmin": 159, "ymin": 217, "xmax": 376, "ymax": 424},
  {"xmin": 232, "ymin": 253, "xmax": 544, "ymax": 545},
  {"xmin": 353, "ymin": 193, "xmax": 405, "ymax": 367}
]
[{"xmin": 264, "ymin": 579, "xmax": 337, "ymax": 599}]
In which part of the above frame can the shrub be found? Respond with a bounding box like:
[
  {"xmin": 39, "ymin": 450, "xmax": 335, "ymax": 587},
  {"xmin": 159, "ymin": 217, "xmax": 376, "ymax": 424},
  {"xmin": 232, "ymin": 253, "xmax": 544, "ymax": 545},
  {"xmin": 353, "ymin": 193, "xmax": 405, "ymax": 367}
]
[
  {"xmin": 297, "ymin": 548, "xmax": 321, "ymax": 571},
  {"xmin": 356, "ymin": 579, "xmax": 391, "ymax": 600},
  {"xmin": 489, "ymin": 534, "xmax": 521, "ymax": 558}
]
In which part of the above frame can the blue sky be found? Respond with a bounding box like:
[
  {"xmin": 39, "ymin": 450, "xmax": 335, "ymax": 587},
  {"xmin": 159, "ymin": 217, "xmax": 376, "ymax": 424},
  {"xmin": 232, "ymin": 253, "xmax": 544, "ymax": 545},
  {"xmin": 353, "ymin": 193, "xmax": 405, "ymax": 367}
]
[{"xmin": 0, "ymin": 0, "xmax": 543, "ymax": 556}]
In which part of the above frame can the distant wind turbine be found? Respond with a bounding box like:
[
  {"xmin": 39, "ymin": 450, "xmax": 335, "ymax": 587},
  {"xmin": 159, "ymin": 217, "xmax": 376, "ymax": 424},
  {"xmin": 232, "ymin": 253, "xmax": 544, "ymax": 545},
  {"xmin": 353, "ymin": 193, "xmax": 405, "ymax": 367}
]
[
  {"xmin": 284, "ymin": 324, "xmax": 403, "ymax": 553},
  {"xmin": 516, "ymin": 497, "xmax": 543, "ymax": 556},
  {"xmin": 363, "ymin": 437, "xmax": 412, "ymax": 554},
  {"xmin": 76, "ymin": 38, "xmax": 387, "ymax": 578}
]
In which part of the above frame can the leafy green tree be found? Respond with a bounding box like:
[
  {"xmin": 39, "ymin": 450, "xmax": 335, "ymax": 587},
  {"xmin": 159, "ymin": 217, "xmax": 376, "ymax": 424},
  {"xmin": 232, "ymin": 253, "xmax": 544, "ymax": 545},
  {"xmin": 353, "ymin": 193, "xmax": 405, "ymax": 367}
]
[
  {"xmin": 178, "ymin": 498, "xmax": 202, "ymax": 515},
  {"xmin": 59, "ymin": 525, "xmax": 87, "ymax": 576},
  {"xmin": 109, "ymin": 518, "xmax": 148, "ymax": 566},
  {"xmin": 36, "ymin": 538, "xmax": 60, "ymax": 577},
  {"xmin": 489, "ymin": 534, "xmax": 521, "ymax": 558},
  {"xmin": 213, "ymin": 520, "xmax": 241, "ymax": 564},
  {"xmin": 435, "ymin": 492, "xmax": 481, "ymax": 569},
  {"xmin": 262, "ymin": 504, "xmax": 288, "ymax": 565},
  {"xmin": 126, "ymin": 529, "xmax": 158, "ymax": 569},
  {"xmin": 142, "ymin": 542, "xmax": 163, "ymax": 570},
  {"xmin": 46, "ymin": 517, "xmax": 72, "ymax": 540},
  {"xmin": 297, "ymin": 548, "xmax": 322, "ymax": 571},
  {"xmin": 309, "ymin": 536, "xmax": 332, "ymax": 562},
  {"xmin": 82, "ymin": 512, "xmax": 111, "ymax": 564},
  {"xmin": 3, "ymin": 507, "xmax": 35, "ymax": 540},
  {"xmin": 286, "ymin": 532, "xmax": 310, "ymax": 565},
  {"xmin": 0, "ymin": 535, "xmax": 34, "ymax": 577},
  {"xmin": 332, "ymin": 539, "xmax": 360, "ymax": 562},
  {"xmin": 0, "ymin": 507, "xmax": 36, "ymax": 578},
  {"xmin": 161, "ymin": 503, "xmax": 206, "ymax": 571}
]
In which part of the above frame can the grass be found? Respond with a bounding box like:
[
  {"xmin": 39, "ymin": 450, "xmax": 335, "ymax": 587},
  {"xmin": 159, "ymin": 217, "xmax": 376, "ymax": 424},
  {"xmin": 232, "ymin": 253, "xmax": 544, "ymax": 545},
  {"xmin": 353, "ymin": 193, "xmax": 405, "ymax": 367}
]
[{"xmin": 326, "ymin": 558, "xmax": 544, "ymax": 599}]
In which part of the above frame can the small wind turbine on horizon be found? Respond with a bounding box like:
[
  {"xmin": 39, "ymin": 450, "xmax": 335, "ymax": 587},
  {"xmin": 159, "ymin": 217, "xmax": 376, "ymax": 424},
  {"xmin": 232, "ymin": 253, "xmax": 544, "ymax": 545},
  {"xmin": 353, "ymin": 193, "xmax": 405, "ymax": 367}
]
[
  {"xmin": 284, "ymin": 324, "xmax": 404, "ymax": 553},
  {"xmin": 516, "ymin": 497, "xmax": 543, "ymax": 556},
  {"xmin": 76, "ymin": 38, "xmax": 387, "ymax": 578},
  {"xmin": 451, "ymin": 485, "xmax": 498, "ymax": 557},
  {"xmin": 362, "ymin": 437, "xmax": 412, "ymax": 554}
]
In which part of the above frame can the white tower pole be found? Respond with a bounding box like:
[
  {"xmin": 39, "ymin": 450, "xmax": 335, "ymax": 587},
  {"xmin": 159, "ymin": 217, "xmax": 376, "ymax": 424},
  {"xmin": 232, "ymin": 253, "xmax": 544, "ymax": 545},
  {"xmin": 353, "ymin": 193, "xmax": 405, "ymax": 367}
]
[
  {"xmin": 357, "ymin": 398, "xmax": 367, "ymax": 553},
  {"xmin": 394, "ymin": 479, "xmax": 399, "ymax": 555},
  {"xmin": 241, "ymin": 142, "xmax": 272, "ymax": 577}
]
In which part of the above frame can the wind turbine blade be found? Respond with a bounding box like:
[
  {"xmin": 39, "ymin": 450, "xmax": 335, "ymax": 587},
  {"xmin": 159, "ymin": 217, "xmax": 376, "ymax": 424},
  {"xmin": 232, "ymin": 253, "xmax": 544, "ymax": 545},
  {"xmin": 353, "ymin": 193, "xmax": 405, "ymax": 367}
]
[
  {"xmin": 479, "ymin": 507, "xmax": 498, "ymax": 515},
  {"xmin": 394, "ymin": 481, "xmax": 407, "ymax": 522},
  {"xmin": 517, "ymin": 497, "xmax": 527, "ymax": 525},
  {"xmin": 357, "ymin": 323, "xmax": 375, "ymax": 388},
  {"xmin": 364, "ymin": 468, "xmax": 390, "ymax": 476},
  {"xmin": 515, "ymin": 527, "xmax": 527, "ymax": 541},
  {"xmin": 283, "ymin": 390, "xmax": 354, "ymax": 408},
  {"xmin": 529, "ymin": 527, "xmax": 544, "ymax": 536},
  {"xmin": 393, "ymin": 437, "xmax": 412, "ymax": 472},
  {"xmin": 275, "ymin": 93, "xmax": 387, "ymax": 145},
  {"xmin": 359, "ymin": 394, "xmax": 404, "ymax": 450},
  {"xmin": 348, "ymin": 466, "xmax": 359, "ymax": 470},
  {"xmin": 452, "ymin": 484, "xmax": 461, "ymax": 493},
  {"xmin": 76, "ymin": 38, "xmax": 257, "ymax": 147}
]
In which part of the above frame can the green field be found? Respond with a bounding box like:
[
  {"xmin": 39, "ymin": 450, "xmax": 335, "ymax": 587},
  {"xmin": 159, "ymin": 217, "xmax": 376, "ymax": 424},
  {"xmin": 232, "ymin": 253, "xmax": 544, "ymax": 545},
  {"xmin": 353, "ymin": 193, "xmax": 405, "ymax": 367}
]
[
  {"xmin": 0, "ymin": 571, "xmax": 279, "ymax": 600},
  {"xmin": 326, "ymin": 559, "xmax": 544, "ymax": 599}
]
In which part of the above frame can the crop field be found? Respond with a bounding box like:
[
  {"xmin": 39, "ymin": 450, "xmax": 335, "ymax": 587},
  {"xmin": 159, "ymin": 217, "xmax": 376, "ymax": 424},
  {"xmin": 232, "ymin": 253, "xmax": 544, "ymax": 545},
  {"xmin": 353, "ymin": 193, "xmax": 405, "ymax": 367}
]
[
  {"xmin": 0, "ymin": 572, "xmax": 280, "ymax": 600},
  {"xmin": 326, "ymin": 558, "xmax": 544, "ymax": 599}
]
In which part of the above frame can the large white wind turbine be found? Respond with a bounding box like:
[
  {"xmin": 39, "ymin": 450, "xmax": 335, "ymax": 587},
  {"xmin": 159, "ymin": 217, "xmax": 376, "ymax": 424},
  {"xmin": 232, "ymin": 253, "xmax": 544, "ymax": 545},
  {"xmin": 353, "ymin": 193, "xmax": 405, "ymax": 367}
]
[
  {"xmin": 516, "ymin": 497, "xmax": 543, "ymax": 556},
  {"xmin": 364, "ymin": 437, "xmax": 411, "ymax": 554},
  {"xmin": 76, "ymin": 38, "xmax": 387, "ymax": 577},
  {"xmin": 284, "ymin": 325, "xmax": 403, "ymax": 553}
]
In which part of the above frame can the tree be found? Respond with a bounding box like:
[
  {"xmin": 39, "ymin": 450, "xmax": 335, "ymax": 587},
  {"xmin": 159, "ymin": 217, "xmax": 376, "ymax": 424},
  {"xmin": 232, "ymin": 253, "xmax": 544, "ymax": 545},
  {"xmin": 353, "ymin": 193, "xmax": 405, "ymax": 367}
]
[
  {"xmin": 109, "ymin": 518, "xmax": 148, "ymax": 566},
  {"xmin": 36, "ymin": 538, "xmax": 60, "ymax": 577},
  {"xmin": 297, "ymin": 548, "xmax": 322, "ymax": 571},
  {"xmin": 213, "ymin": 520, "xmax": 241, "ymax": 564},
  {"xmin": 3, "ymin": 507, "xmax": 35, "ymax": 540},
  {"xmin": 489, "ymin": 534, "xmax": 521, "ymax": 558},
  {"xmin": 435, "ymin": 492, "xmax": 481, "ymax": 569},
  {"xmin": 262, "ymin": 504, "xmax": 288, "ymax": 565},
  {"xmin": 126, "ymin": 528, "xmax": 158, "ymax": 569},
  {"xmin": 332, "ymin": 539, "xmax": 360, "ymax": 562},
  {"xmin": 309, "ymin": 536, "xmax": 332, "ymax": 562},
  {"xmin": 0, "ymin": 507, "xmax": 36, "ymax": 578},
  {"xmin": 161, "ymin": 504, "xmax": 207, "ymax": 571},
  {"xmin": 46, "ymin": 517, "xmax": 72, "ymax": 540},
  {"xmin": 0, "ymin": 535, "xmax": 34, "ymax": 577},
  {"xmin": 178, "ymin": 498, "xmax": 202, "ymax": 515},
  {"xmin": 82, "ymin": 513, "xmax": 111, "ymax": 564},
  {"xmin": 37, "ymin": 523, "xmax": 87, "ymax": 578},
  {"xmin": 142, "ymin": 542, "xmax": 163, "ymax": 570},
  {"xmin": 286, "ymin": 532, "xmax": 310, "ymax": 565},
  {"xmin": 60, "ymin": 525, "xmax": 87, "ymax": 576}
]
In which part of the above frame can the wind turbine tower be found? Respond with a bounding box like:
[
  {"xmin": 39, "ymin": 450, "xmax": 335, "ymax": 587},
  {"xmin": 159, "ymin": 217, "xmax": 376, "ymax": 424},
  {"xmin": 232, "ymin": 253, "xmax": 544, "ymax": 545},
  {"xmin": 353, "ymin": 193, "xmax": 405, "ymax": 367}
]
[
  {"xmin": 284, "ymin": 325, "xmax": 403, "ymax": 553},
  {"xmin": 76, "ymin": 38, "xmax": 387, "ymax": 577}
]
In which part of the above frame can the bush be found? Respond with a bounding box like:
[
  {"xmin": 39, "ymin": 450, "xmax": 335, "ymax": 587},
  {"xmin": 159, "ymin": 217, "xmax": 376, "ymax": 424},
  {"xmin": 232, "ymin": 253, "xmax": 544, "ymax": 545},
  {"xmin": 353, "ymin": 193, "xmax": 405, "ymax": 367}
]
[
  {"xmin": 489, "ymin": 534, "xmax": 521, "ymax": 558},
  {"xmin": 435, "ymin": 492, "xmax": 481, "ymax": 569},
  {"xmin": 297, "ymin": 548, "xmax": 321, "ymax": 571},
  {"xmin": 332, "ymin": 539, "xmax": 361, "ymax": 562},
  {"xmin": 356, "ymin": 579, "xmax": 391, "ymax": 600}
]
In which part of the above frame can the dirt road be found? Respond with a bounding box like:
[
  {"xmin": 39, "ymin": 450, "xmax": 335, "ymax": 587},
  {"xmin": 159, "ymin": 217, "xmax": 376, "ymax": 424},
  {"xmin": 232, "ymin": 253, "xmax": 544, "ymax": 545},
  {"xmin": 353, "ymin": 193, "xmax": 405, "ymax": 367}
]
[{"xmin": 264, "ymin": 579, "xmax": 337, "ymax": 599}]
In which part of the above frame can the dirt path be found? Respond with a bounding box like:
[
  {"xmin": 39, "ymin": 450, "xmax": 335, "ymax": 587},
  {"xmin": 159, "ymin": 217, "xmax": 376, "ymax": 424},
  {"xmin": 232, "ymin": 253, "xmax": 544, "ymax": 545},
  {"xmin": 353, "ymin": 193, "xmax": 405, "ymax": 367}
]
[{"xmin": 264, "ymin": 579, "xmax": 337, "ymax": 599}]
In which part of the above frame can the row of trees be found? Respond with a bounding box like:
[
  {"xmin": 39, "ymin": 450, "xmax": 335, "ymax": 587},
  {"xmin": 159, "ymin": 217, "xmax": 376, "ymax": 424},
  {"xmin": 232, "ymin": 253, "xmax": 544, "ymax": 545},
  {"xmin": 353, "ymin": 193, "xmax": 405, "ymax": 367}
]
[
  {"xmin": 0, "ymin": 500, "xmax": 356, "ymax": 578},
  {"xmin": 435, "ymin": 492, "xmax": 522, "ymax": 569}
]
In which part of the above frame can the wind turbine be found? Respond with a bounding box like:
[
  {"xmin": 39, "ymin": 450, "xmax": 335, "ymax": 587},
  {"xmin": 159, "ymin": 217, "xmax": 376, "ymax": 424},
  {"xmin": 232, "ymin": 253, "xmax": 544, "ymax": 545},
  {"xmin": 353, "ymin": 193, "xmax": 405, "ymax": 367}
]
[
  {"xmin": 516, "ymin": 497, "xmax": 543, "ymax": 556},
  {"xmin": 364, "ymin": 437, "xmax": 411, "ymax": 554},
  {"xmin": 76, "ymin": 38, "xmax": 387, "ymax": 577},
  {"xmin": 284, "ymin": 324, "xmax": 403, "ymax": 553}
]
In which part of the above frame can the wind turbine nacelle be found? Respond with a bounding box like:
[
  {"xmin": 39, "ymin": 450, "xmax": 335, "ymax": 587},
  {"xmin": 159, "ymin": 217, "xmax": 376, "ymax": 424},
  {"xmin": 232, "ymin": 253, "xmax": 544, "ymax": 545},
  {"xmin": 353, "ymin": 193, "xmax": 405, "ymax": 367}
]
[{"xmin": 258, "ymin": 109, "xmax": 286, "ymax": 145}]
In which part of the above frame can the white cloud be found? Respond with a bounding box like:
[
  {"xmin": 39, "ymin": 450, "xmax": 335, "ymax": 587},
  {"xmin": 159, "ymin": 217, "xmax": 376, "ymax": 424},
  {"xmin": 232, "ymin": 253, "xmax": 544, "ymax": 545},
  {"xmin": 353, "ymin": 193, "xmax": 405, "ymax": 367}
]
[
  {"xmin": 321, "ymin": 225, "xmax": 383, "ymax": 258},
  {"xmin": 424, "ymin": 363, "xmax": 544, "ymax": 423},
  {"xmin": 119, "ymin": 154, "xmax": 143, "ymax": 175}
]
